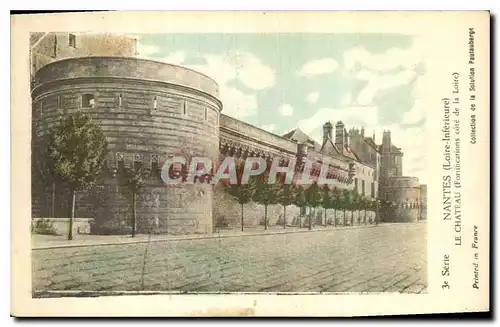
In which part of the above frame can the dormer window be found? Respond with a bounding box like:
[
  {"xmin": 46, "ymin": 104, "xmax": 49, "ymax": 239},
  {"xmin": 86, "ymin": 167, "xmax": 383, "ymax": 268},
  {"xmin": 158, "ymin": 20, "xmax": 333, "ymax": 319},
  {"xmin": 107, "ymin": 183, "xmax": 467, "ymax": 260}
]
[{"xmin": 82, "ymin": 94, "xmax": 95, "ymax": 108}]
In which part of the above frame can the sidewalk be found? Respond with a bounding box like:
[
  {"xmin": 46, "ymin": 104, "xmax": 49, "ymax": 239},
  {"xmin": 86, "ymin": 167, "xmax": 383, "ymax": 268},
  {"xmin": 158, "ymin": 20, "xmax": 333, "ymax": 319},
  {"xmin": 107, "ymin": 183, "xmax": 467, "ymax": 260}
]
[{"xmin": 32, "ymin": 221, "xmax": 424, "ymax": 250}]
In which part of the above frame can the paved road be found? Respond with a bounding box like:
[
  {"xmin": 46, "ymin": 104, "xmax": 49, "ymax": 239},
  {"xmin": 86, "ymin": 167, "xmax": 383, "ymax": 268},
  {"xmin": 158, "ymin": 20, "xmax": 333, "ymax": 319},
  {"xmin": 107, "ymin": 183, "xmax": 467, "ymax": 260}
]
[{"xmin": 32, "ymin": 222, "xmax": 427, "ymax": 294}]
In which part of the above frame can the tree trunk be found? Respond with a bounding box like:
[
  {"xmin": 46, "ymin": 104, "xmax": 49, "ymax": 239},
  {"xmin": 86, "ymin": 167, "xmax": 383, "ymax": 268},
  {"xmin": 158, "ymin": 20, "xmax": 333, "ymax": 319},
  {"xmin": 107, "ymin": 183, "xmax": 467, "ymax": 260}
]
[
  {"xmin": 283, "ymin": 205, "xmax": 286, "ymax": 229},
  {"xmin": 364, "ymin": 209, "xmax": 367, "ymax": 226},
  {"xmin": 68, "ymin": 188, "xmax": 76, "ymax": 240},
  {"xmin": 343, "ymin": 209, "xmax": 346, "ymax": 226},
  {"xmin": 264, "ymin": 205, "xmax": 268, "ymax": 230},
  {"xmin": 132, "ymin": 192, "xmax": 137, "ymax": 237},
  {"xmin": 334, "ymin": 209, "xmax": 337, "ymax": 227},
  {"xmin": 51, "ymin": 181, "xmax": 56, "ymax": 217},
  {"xmin": 308, "ymin": 207, "xmax": 312, "ymax": 230},
  {"xmin": 324, "ymin": 209, "xmax": 327, "ymax": 227},
  {"xmin": 241, "ymin": 203, "xmax": 244, "ymax": 232}
]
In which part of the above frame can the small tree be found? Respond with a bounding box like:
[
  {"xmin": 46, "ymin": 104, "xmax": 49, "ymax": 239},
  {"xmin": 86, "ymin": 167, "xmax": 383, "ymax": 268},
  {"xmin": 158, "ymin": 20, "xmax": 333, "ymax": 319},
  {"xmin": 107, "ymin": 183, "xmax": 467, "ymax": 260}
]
[
  {"xmin": 226, "ymin": 161, "xmax": 256, "ymax": 232},
  {"xmin": 294, "ymin": 185, "xmax": 307, "ymax": 227},
  {"xmin": 47, "ymin": 111, "xmax": 108, "ymax": 240},
  {"xmin": 119, "ymin": 164, "xmax": 145, "ymax": 237},
  {"xmin": 280, "ymin": 182, "xmax": 296, "ymax": 229},
  {"xmin": 340, "ymin": 189, "xmax": 352, "ymax": 226},
  {"xmin": 305, "ymin": 181, "xmax": 322, "ymax": 230},
  {"xmin": 321, "ymin": 185, "xmax": 333, "ymax": 227},
  {"xmin": 331, "ymin": 187, "xmax": 341, "ymax": 227},
  {"xmin": 350, "ymin": 191, "xmax": 362, "ymax": 226},
  {"xmin": 253, "ymin": 171, "xmax": 281, "ymax": 230}
]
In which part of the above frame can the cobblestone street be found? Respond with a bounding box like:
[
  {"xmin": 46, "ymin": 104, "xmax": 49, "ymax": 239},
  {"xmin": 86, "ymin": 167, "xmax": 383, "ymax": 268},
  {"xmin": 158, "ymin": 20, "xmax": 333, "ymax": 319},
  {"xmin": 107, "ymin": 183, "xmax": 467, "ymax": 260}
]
[{"xmin": 32, "ymin": 221, "xmax": 427, "ymax": 295}]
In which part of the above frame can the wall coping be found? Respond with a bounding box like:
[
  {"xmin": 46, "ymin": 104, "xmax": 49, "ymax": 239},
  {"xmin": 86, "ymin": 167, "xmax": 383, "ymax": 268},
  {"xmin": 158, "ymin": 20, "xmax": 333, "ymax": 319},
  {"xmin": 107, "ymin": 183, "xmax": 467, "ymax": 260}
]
[{"xmin": 33, "ymin": 56, "xmax": 220, "ymax": 99}]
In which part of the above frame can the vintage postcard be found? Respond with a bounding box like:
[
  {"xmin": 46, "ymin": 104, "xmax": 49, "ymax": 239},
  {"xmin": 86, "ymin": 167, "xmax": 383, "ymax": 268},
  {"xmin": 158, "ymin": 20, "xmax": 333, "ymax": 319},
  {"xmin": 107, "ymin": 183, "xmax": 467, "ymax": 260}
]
[{"xmin": 11, "ymin": 11, "xmax": 490, "ymax": 317}]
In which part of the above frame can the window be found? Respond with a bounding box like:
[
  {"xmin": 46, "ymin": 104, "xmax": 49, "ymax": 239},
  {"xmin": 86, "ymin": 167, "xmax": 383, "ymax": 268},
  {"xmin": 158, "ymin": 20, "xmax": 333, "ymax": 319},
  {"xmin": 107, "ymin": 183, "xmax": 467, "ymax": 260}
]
[
  {"xmin": 57, "ymin": 95, "xmax": 62, "ymax": 110},
  {"xmin": 153, "ymin": 96, "xmax": 158, "ymax": 110},
  {"xmin": 354, "ymin": 178, "xmax": 358, "ymax": 192},
  {"xmin": 183, "ymin": 100, "xmax": 187, "ymax": 115},
  {"xmin": 81, "ymin": 94, "xmax": 95, "ymax": 108},
  {"xmin": 39, "ymin": 101, "xmax": 43, "ymax": 117},
  {"xmin": 205, "ymin": 107, "xmax": 208, "ymax": 120},
  {"xmin": 371, "ymin": 182, "xmax": 375, "ymax": 198},
  {"xmin": 118, "ymin": 94, "xmax": 122, "ymax": 108},
  {"xmin": 69, "ymin": 34, "xmax": 76, "ymax": 48},
  {"xmin": 361, "ymin": 180, "xmax": 365, "ymax": 196}
]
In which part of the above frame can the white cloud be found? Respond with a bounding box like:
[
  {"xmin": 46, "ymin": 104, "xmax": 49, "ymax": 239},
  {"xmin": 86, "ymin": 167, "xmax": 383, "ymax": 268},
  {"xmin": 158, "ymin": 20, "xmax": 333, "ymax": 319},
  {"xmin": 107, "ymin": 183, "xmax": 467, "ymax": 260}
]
[
  {"xmin": 297, "ymin": 106, "xmax": 379, "ymax": 135},
  {"xmin": 161, "ymin": 51, "xmax": 186, "ymax": 65},
  {"xmin": 340, "ymin": 93, "xmax": 352, "ymax": 106},
  {"xmin": 306, "ymin": 92, "xmax": 319, "ymax": 104},
  {"xmin": 297, "ymin": 58, "xmax": 339, "ymax": 77},
  {"xmin": 219, "ymin": 86, "xmax": 258, "ymax": 119},
  {"xmin": 344, "ymin": 46, "xmax": 421, "ymax": 72},
  {"xmin": 185, "ymin": 51, "xmax": 275, "ymax": 119},
  {"xmin": 402, "ymin": 100, "xmax": 425, "ymax": 125},
  {"xmin": 234, "ymin": 52, "xmax": 276, "ymax": 90},
  {"xmin": 136, "ymin": 41, "xmax": 160, "ymax": 58},
  {"xmin": 260, "ymin": 124, "xmax": 276, "ymax": 133},
  {"xmin": 356, "ymin": 69, "xmax": 417, "ymax": 105},
  {"xmin": 278, "ymin": 104, "xmax": 294, "ymax": 116}
]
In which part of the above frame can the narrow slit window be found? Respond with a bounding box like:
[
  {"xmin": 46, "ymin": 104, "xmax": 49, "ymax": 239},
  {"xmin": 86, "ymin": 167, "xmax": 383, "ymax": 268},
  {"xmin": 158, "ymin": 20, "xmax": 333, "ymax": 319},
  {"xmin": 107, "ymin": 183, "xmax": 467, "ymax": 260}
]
[
  {"xmin": 39, "ymin": 101, "xmax": 43, "ymax": 117},
  {"xmin": 183, "ymin": 101, "xmax": 187, "ymax": 115},
  {"xmin": 57, "ymin": 95, "xmax": 62, "ymax": 110},
  {"xmin": 69, "ymin": 34, "xmax": 76, "ymax": 48},
  {"xmin": 153, "ymin": 96, "xmax": 158, "ymax": 110},
  {"xmin": 204, "ymin": 107, "xmax": 208, "ymax": 120},
  {"xmin": 118, "ymin": 94, "xmax": 122, "ymax": 108},
  {"xmin": 82, "ymin": 94, "xmax": 95, "ymax": 108}
]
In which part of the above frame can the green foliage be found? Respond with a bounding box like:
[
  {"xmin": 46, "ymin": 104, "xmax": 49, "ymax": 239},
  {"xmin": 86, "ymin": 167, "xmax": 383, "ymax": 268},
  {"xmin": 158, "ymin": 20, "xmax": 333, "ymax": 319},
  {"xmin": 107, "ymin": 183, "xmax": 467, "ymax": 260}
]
[
  {"xmin": 294, "ymin": 185, "xmax": 307, "ymax": 208},
  {"xmin": 47, "ymin": 111, "xmax": 108, "ymax": 191},
  {"xmin": 321, "ymin": 185, "xmax": 334, "ymax": 210},
  {"xmin": 31, "ymin": 219, "xmax": 59, "ymax": 236},
  {"xmin": 305, "ymin": 181, "xmax": 322, "ymax": 208},
  {"xmin": 226, "ymin": 177, "xmax": 256, "ymax": 205},
  {"xmin": 252, "ymin": 172, "xmax": 281, "ymax": 206},
  {"xmin": 280, "ymin": 182, "xmax": 296, "ymax": 208}
]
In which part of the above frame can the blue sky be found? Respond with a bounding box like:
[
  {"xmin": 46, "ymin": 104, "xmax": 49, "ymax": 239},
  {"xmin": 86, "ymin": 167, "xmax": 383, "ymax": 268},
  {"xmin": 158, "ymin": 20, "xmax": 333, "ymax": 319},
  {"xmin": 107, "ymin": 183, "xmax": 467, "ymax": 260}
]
[{"xmin": 135, "ymin": 33, "xmax": 427, "ymax": 181}]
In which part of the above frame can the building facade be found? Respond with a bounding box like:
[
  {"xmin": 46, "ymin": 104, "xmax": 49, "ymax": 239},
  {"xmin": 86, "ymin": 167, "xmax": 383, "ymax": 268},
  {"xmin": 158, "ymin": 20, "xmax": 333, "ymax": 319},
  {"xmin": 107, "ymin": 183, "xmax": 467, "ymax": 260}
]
[{"xmin": 31, "ymin": 50, "xmax": 426, "ymax": 233}]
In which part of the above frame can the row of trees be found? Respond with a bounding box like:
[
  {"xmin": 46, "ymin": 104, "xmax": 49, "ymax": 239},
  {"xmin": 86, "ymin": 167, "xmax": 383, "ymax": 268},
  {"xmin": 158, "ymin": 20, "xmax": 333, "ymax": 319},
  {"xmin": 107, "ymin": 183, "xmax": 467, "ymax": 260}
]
[{"xmin": 224, "ymin": 166, "xmax": 383, "ymax": 231}]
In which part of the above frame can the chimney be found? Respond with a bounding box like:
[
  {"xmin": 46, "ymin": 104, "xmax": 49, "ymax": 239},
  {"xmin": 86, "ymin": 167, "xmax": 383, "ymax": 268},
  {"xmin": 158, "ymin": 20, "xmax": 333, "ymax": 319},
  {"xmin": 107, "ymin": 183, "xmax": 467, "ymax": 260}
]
[
  {"xmin": 322, "ymin": 121, "xmax": 333, "ymax": 145},
  {"xmin": 344, "ymin": 128, "xmax": 350, "ymax": 148},
  {"xmin": 335, "ymin": 121, "xmax": 345, "ymax": 151},
  {"xmin": 382, "ymin": 130, "xmax": 391, "ymax": 153}
]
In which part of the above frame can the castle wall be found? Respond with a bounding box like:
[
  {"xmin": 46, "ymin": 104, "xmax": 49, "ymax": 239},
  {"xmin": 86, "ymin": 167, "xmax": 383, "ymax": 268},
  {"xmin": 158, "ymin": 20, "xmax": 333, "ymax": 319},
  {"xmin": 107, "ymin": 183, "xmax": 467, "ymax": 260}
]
[
  {"xmin": 383, "ymin": 177, "xmax": 421, "ymax": 222},
  {"xmin": 32, "ymin": 57, "xmax": 222, "ymax": 235}
]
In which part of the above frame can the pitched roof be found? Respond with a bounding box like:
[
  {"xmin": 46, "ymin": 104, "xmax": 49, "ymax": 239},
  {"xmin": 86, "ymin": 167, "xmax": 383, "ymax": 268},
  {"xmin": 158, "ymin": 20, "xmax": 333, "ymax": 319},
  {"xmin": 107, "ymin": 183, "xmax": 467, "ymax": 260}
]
[
  {"xmin": 363, "ymin": 137, "xmax": 379, "ymax": 152},
  {"xmin": 281, "ymin": 128, "xmax": 317, "ymax": 147},
  {"xmin": 378, "ymin": 143, "xmax": 403, "ymax": 155}
]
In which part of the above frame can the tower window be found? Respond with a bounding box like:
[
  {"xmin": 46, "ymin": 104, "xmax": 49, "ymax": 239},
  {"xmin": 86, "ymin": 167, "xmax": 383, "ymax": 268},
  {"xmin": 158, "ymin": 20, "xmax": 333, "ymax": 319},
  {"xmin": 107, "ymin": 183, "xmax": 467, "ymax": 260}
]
[
  {"xmin": 183, "ymin": 101, "xmax": 187, "ymax": 115},
  {"xmin": 118, "ymin": 94, "xmax": 122, "ymax": 108},
  {"xmin": 153, "ymin": 96, "xmax": 158, "ymax": 110},
  {"xmin": 57, "ymin": 95, "xmax": 62, "ymax": 110},
  {"xmin": 69, "ymin": 34, "xmax": 76, "ymax": 48},
  {"xmin": 39, "ymin": 101, "xmax": 43, "ymax": 116},
  {"xmin": 205, "ymin": 107, "xmax": 208, "ymax": 120},
  {"xmin": 81, "ymin": 94, "xmax": 95, "ymax": 108}
]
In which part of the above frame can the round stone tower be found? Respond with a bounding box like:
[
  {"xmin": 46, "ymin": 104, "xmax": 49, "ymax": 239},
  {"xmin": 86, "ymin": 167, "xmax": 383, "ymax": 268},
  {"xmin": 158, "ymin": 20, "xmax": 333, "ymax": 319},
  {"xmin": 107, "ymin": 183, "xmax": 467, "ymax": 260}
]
[{"xmin": 31, "ymin": 56, "xmax": 222, "ymax": 234}]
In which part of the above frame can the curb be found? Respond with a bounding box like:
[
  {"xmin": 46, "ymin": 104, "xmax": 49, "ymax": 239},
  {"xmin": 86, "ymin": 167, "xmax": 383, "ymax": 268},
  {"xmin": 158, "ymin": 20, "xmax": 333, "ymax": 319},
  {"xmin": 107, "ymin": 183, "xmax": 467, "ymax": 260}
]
[{"xmin": 32, "ymin": 222, "xmax": 418, "ymax": 251}]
